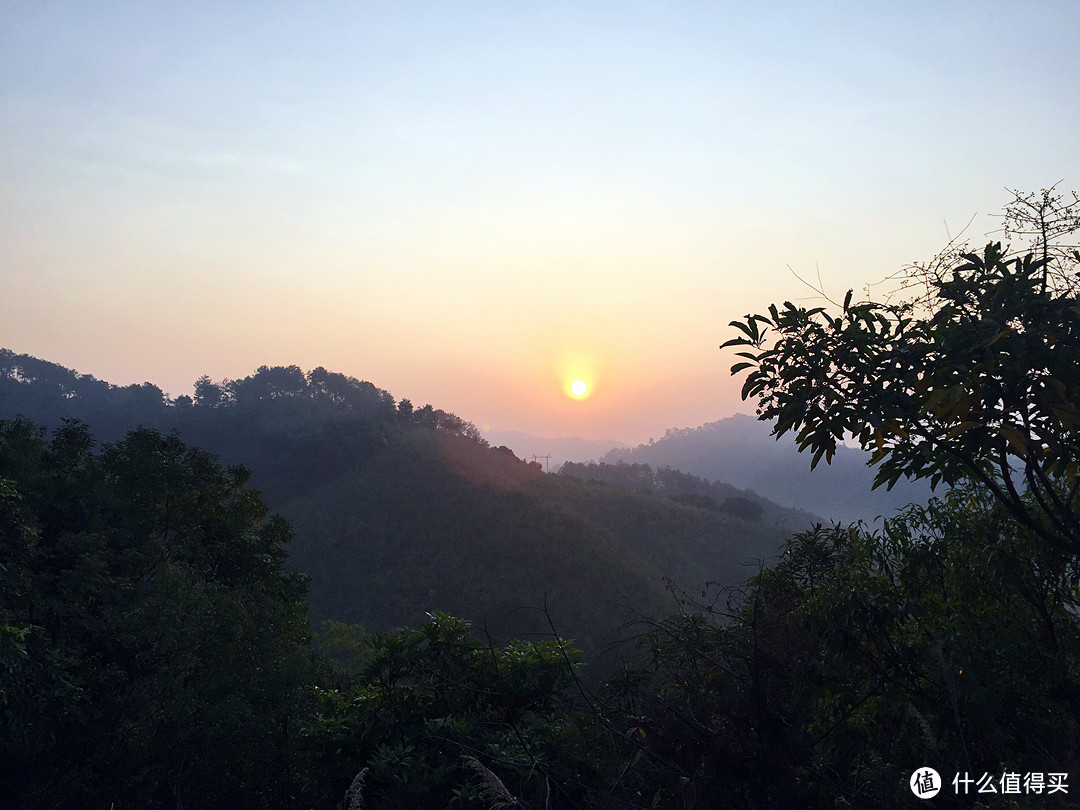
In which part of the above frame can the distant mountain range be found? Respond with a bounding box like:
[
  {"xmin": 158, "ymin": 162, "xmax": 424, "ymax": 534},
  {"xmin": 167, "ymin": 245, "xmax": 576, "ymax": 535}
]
[
  {"xmin": 601, "ymin": 414, "xmax": 935, "ymax": 524},
  {"xmin": 488, "ymin": 415, "xmax": 934, "ymax": 524}
]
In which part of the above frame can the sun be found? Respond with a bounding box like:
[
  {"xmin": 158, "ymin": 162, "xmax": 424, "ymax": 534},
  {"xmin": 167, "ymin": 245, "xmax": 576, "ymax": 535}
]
[
  {"xmin": 557, "ymin": 354, "xmax": 596, "ymax": 401},
  {"xmin": 563, "ymin": 375, "xmax": 593, "ymax": 400}
]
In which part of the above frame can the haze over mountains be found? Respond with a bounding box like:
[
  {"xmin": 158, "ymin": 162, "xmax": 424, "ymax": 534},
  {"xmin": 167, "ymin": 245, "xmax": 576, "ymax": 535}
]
[
  {"xmin": 491, "ymin": 414, "xmax": 934, "ymax": 525},
  {"xmin": 603, "ymin": 416, "xmax": 936, "ymax": 523},
  {"xmin": 0, "ymin": 349, "xmax": 807, "ymax": 652},
  {"xmin": 483, "ymin": 429, "xmax": 629, "ymax": 471}
]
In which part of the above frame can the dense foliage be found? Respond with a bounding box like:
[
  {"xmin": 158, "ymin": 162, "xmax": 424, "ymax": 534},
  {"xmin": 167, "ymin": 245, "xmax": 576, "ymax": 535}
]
[
  {"xmin": 608, "ymin": 490, "xmax": 1080, "ymax": 808},
  {"xmin": 304, "ymin": 612, "xmax": 600, "ymax": 808},
  {"xmin": 4, "ymin": 416, "xmax": 1077, "ymax": 808},
  {"xmin": 0, "ymin": 420, "xmax": 653, "ymax": 808},
  {"xmin": 686, "ymin": 187, "xmax": 1080, "ymax": 805},
  {"xmin": 0, "ymin": 420, "xmax": 316, "ymax": 808}
]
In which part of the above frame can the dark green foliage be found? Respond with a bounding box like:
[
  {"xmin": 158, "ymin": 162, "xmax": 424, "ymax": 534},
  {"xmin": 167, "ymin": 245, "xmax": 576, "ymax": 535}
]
[
  {"xmin": 0, "ymin": 420, "xmax": 316, "ymax": 809},
  {"xmin": 723, "ymin": 238, "xmax": 1080, "ymax": 553},
  {"xmin": 610, "ymin": 490, "xmax": 1080, "ymax": 808},
  {"xmin": 656, "ymin": 192, "xmax": 1080, "ymax": 806},
  {"xmin": 302, "ymin": 612, "xmax": 601, "ymax": 809}
]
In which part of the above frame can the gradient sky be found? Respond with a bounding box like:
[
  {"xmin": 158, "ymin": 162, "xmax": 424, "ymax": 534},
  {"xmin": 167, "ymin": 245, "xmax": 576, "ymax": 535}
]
[{"xmin": 3, "ymin": 1, "xmax": 1078, "ymax": 443}]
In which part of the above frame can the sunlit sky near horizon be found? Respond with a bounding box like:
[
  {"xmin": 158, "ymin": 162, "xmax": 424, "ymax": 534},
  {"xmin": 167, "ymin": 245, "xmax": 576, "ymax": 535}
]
[{"xmin": 3, "ymin": 1, "xmax": 1078, "ymax": 443}]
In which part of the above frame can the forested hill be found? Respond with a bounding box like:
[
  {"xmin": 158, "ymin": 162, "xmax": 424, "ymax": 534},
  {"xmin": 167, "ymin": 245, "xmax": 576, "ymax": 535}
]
[
  {"xmin": 602, "ymin": 413, "xmax": 935, "ymax": 523},
  {"xmin": 559, "ymin": 460, "xmax": 819, "ymax": 528},
  {"xmin": 0, "ymin": 349, "xmax": 797, "ymax": 650}
]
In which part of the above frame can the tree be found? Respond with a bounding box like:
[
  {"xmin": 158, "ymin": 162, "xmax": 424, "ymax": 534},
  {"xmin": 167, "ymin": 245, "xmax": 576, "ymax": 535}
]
[
  {"xmin": 303, "ymin": 612, "xmax": 590, "ymax": 809},
  {"xmin": 193, "ymin": 374, "xmax": 225, "ymax": 407},
  {"xmin": 609, "ymin": 482, "xmax": 1080, "ymax": 809},
  {"xmin": 229, "ymin": 364, "xmax": 308, "ymax": 403},
  {"xmin": 0, "ymin": 419, "xmax": 316, "ymax": 808},
  {"xmin": 600, "ymin": 187, "xmax": 1080, "ymax": 809},
  {"xmin": 722, "ymin": 189, "xmax": 1080, "ymax": 553}
]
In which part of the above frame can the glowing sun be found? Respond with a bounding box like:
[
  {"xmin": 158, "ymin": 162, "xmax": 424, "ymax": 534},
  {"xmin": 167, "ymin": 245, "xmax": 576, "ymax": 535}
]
[{"xmin": 570, "ymin": 379, "xmax": 587, "ymax": 397}]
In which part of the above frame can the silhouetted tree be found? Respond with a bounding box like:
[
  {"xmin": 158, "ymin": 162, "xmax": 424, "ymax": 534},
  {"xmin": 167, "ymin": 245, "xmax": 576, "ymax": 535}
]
[
  {"xmin": 723, "ymin": 189, "xmax": 1080, "ymax": 553},
  {"xmin": 193, "ymin": 374, "xmax": 225, "ymax": 408}
]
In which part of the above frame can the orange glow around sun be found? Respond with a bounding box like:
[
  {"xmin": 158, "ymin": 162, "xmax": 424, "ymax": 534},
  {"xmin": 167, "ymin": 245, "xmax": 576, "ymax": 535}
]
[{"xmin": 556, "ymin": 347, "xmax": 599, "ymax": 403}]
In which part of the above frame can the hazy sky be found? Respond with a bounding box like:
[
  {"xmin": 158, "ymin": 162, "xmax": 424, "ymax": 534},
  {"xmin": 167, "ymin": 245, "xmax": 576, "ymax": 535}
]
[{"xmin": 3, "ymin": 2, "xmax": 1077, "ymax": 443}]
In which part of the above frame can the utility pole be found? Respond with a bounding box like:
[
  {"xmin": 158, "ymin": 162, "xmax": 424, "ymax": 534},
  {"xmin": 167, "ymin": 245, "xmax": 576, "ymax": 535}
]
[{"xmin": 531, "ymin": 454, "xmax": 552, "ymax": 473}]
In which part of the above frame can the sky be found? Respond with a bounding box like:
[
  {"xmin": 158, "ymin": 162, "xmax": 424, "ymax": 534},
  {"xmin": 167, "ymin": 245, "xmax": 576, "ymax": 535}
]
[{"xmin": 2, "ymin": 1, "xmax": 1078, "ymax": 444}]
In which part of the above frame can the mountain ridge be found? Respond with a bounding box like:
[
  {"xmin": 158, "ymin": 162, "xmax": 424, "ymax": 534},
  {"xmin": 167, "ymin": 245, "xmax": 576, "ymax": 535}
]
[
  {"xmin": 0, "ymin": 348, "xmax": 799, "ymax": 652},
  {"xmin": 601, "ymin": 413, "xmax": 935, "ymax": 523}
]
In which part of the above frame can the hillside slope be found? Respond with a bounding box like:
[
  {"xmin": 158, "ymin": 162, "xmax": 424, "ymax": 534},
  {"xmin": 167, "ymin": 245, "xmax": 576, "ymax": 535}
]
[{"xmin": 0, "ymin": 350, "xmax": 796, "ymax": 649}]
